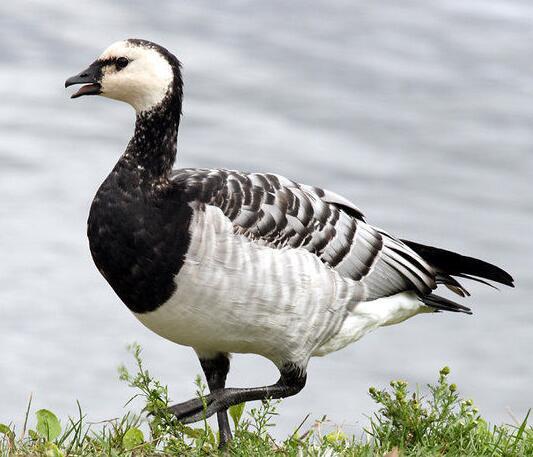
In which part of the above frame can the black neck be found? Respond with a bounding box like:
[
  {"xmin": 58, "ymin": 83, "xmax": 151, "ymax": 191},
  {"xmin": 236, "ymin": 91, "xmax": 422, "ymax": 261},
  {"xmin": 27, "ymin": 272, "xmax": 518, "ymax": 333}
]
[
  {"xmin": 126, "ymin": 107, "xmax": 180, "ymax": 178},
  {"xmin": 120, "ymin": 72, "xmax": 183, "ymax": 181}
]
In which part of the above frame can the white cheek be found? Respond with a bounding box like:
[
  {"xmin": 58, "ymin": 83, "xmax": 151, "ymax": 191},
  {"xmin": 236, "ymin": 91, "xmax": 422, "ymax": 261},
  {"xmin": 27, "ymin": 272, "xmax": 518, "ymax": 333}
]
[
  {"xmin": 102, "ymin": 72, "xmax": 171, "ymax": 112},
  {"xmin": 99, "ymin": 49, "xmax": 174, "ymax": 113}
]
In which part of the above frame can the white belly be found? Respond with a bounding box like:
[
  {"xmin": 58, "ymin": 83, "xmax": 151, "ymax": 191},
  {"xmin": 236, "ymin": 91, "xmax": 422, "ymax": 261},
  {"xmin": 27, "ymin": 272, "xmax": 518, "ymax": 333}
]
[
  {"xmin": 313, "ymin": 291, "xmax": 431, "ymax": 356},
  {"xmin": 134, "ymin": 204, "xmax": 360, "ymax": 367}
]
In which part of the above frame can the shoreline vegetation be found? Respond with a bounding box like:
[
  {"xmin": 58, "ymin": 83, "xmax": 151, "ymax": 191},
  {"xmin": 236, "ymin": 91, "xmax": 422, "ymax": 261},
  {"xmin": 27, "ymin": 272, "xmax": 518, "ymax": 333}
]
[{"xmin": 1, "ymin": 344, "xmax": 531, "ymax": 456}]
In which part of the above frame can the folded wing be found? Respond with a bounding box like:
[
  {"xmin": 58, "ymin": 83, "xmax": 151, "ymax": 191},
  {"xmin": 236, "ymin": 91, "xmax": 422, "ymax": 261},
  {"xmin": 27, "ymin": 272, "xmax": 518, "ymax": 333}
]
[{"xmin": 172, "ymin": 168, "xmax": 437, "ymax": 300}]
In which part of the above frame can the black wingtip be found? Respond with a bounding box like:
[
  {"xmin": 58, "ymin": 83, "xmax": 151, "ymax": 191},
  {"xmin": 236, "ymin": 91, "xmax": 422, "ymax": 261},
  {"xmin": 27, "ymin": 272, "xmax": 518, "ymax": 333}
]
[
  {"xmin": 505, "ymin": 274, "xmax": 516, "ymax": 288},
  {"xmin": 484, "ymin": 265, "xmax": 514, "ymax": 288},
  {"xmin": 423, "ymin": 293, "xmax": 473, "ymax": 315},
  {"xmin": 401, "ymin": 239, "xmax": 515, "ymax": 288}
]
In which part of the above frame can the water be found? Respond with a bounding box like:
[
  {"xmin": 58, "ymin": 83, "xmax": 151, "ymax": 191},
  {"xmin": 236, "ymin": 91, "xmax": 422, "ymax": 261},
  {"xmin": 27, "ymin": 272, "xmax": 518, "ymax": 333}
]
[{"xmin": 0, "ymin": 0, "xmax": 531, "ymax": 436}]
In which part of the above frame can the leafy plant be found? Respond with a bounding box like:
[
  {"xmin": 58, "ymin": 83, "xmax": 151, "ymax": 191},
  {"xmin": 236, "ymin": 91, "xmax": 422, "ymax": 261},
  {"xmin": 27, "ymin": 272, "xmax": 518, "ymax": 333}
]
[
  {"xmin": 365, "ymin": 366, "xmax": 532, "ymax": 455},
  {"xmin": 35, "ymin": 409, "xmax": 62, "ymax": 442},
  {"xmin": 122, "ymin": 427, "xmax": 145, "ymax": 450},
  {"xmin": 0, "ymin": 346, "xmax": 530, "ymax": 456}
]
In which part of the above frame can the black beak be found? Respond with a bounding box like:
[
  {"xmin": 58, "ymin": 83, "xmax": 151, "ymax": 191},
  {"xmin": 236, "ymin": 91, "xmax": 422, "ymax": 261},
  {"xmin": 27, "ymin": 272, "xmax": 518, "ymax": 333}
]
[{"xmin": 65, "ymin": 65, "xmax": 102, "ymax": 99}]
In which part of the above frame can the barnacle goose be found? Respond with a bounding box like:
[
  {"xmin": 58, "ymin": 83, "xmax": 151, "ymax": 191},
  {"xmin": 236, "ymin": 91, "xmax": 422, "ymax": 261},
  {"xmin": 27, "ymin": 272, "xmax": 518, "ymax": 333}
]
[{"xmin": 65, "ymin": 39, "xmax": 514, "ymax": 446}]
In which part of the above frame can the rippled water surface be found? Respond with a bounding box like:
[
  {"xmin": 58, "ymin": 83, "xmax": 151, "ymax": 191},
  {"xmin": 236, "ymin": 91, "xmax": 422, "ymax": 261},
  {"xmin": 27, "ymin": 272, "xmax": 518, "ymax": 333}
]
[{"xmin": 1, "ymin": 0, "xmax": 531, "ymax": 435}]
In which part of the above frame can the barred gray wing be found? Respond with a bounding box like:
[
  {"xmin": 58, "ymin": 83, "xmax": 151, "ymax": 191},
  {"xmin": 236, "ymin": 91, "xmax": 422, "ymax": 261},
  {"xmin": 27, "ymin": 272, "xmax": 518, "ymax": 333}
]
[{"xmin": 171, "ymin": 168, "xmax": 437, "ymax": 299}]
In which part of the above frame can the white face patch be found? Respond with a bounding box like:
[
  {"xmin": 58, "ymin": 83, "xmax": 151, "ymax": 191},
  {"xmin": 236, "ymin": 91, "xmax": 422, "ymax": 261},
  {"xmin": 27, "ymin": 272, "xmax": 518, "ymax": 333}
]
[{"xmin": 97, "ymin": 40, "xmax": 174, "ymax": 113}]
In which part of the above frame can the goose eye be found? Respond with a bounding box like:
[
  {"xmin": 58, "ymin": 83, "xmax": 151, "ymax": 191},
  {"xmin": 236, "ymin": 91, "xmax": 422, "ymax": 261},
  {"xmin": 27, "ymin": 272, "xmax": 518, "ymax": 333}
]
[{"xmin": 116, "ymin": 57, "xmax": 129, "ymax": 69}]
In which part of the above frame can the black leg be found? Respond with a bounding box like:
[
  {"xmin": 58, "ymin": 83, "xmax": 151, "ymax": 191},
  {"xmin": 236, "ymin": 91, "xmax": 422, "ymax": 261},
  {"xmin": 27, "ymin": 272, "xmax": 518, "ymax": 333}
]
[
  {"xmin": 198, "ymin": 353, "xmax": 232, "ymax": 448},
  {"xmin": 169, "ymin": 363, "xmax": 307, "ymax": 425}
]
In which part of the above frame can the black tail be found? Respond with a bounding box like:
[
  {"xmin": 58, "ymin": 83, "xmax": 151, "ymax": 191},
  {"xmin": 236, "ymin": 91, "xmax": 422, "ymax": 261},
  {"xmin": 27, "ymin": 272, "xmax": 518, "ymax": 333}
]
[
  {"xmin": 423, "ymin": 293, "xmax": 473, "ymax": 314},
  {"xmin": 401, "ymin": 239, "xmax": 514, "ymax": 314}
]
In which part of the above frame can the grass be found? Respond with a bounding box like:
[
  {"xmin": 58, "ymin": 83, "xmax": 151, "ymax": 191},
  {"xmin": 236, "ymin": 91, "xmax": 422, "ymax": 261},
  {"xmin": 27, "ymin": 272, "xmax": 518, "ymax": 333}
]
[{"xmin": 1, "ymin": 344, "xmax": 531, "ymax": 456}]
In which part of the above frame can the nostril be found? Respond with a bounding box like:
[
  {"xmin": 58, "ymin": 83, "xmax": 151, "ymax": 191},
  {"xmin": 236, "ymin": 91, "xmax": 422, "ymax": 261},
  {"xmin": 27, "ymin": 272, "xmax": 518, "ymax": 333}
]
[{"xmin": 80, "ymin": 72, "xmax": 89, "ymax": 78}]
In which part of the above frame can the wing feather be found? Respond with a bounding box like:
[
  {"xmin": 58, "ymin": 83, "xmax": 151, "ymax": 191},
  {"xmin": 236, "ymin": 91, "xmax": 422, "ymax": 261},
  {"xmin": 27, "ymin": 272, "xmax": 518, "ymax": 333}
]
[{"xmin": 171, "ymin": 168, "xmax": 437, "ymax": 299}]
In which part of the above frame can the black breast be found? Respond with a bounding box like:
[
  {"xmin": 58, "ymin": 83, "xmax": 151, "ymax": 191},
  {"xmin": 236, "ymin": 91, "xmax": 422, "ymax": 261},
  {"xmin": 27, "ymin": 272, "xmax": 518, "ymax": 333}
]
[{"xmin": 87, "ymin": 167, "xmax": 192, "ymax": 313}]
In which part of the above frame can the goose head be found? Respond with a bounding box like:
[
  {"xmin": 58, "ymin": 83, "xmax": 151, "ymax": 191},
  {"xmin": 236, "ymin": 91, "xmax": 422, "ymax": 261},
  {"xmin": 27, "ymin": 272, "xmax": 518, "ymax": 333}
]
[{"xmin": 65, "ymin": 39, "xmax": 183, "ymax": 114}]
